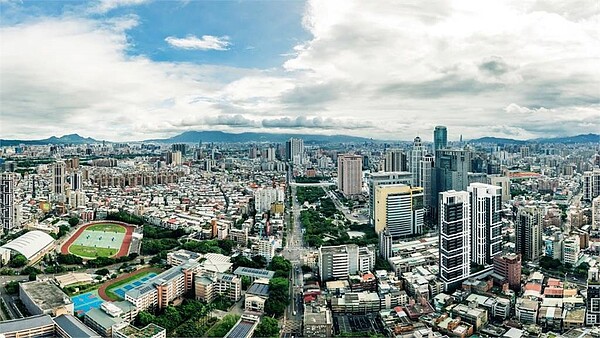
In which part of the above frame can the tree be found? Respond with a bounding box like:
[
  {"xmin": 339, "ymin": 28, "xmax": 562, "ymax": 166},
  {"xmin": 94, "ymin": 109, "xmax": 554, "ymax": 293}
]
[
  {"xmin": 28, "ymin": 273, "xmax": 37, "ymax": 281},
  {"xmin": 253, "ymin": 317, "xmax": 279, "ymax": 338},
  {"xmin": 5, "ymin": 281, "xmax": 19, "ymax": 294},
  {"xmin": 95, "ymin": 268, "xmax": 110, "ymax": 276},
  {"xmin": 252, "ymin": 255, "xmax": 267, "ymax": 269},
  {"xmin": 205, "ymin": 315, "xmax": 240, "ymax": 337},
  {"xmin": 9, "ymin": 254, "xmax": 27, "ymax": 268},
  {"xmin": 268, "ymin": 256, "xmax": 292, "ymax": 275},
  {"xmin": 265, "ymin": 277, "xmax": 290, "ymax": 317},
  {"xmin": 57, "ymin": 254, "xmax": 83, "ymax": 265},
  {"xmin": 241, "ymin": 276, "xmax": 251, "ymax": 290},
  {"xmin": 68, "ymin": 217, "xmax": 80, "ymax": 227}
]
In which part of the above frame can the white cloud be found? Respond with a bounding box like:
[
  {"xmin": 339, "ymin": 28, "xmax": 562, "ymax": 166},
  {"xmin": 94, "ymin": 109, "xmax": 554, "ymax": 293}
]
[
  {"xmin": 165, "ymin": 35, "xmax": 231, "ymax": 51},
  {"xmin": 91, "ymin": 0, "xmax": 149, "ymax": 14},
  {"xmin": 1, "ymin": 0, "xmax": 599, "ymax": 141}
]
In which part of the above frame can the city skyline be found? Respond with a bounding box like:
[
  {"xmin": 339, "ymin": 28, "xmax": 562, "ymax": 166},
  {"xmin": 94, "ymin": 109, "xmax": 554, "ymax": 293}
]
[{"xmin": 1, "ymin": 0, "xmax": 598, "ymax": 141}]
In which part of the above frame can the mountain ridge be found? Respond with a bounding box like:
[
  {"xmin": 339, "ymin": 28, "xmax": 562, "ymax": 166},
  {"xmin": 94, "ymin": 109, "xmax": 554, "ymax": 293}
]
[{"xmin": 1, "ymin": 131, "xmax": 598, "ymax": 146}]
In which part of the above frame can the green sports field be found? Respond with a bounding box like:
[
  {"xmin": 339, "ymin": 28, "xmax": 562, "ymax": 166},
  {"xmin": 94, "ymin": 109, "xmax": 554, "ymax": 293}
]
[
  {"xmin": 69, "ymin": 245, "xmax": 118, "ymax": 259},
  {"xmin": 68, "ymin": 223, "xmax": 127, "ymax": 259}
]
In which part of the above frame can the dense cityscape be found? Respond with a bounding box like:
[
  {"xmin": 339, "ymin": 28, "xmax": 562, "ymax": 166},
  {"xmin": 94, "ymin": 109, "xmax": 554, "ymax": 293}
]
[{"xmin": 0, "ymin": 128, "xmax": 598, "ymax": 338}]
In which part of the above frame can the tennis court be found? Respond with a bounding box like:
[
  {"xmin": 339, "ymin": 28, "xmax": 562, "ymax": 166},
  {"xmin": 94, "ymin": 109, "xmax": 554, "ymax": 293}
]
[
  {"xmin": 109, "ymin": 272, "xmax": 158, "ymax": 299},
  {"xmin": 72, "ymin": 291, "xmax": 104, "ymax": 316}
]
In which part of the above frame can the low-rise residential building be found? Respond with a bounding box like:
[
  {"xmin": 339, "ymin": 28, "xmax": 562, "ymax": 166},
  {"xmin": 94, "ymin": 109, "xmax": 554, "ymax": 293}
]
[
  {"xmin": 516, "ymin": 298, "xmax": 539, "ymax": 324},
  {"xmin": 303, "ymin": 306, "xmax": 333, "ymax": 338},
  {"xmin": 244, "ymin": 279, "xmax": 270, "ymax": 313},
  {"xmin": 330, "ymin": 292, "xmax": 381, "ymax": 314},
  {"xmin": 450, "ymin": 304, "xmax": 488, "ymax": 331}
]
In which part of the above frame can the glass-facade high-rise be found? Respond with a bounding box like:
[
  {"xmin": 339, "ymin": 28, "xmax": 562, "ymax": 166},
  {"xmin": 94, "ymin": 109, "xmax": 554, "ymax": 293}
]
[{"xmin": 434, "ymin": 126, "xmax": 448, "ymax": 151}]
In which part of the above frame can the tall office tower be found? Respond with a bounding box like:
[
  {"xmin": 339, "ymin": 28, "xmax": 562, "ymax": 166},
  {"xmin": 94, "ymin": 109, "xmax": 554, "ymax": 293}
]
[
  {"xmin": 434, "ymin": 149, "xmax": 473, "ymax": 208},
  {"xmin": 373, "ymin": 184, "xmax": 424, "ymax": 238},
  {"xmin": 493, "ymin": 253, "xmax": 522, "ymax": 291},
  {"xmin": 516, "ymin": 206, "xmax": 543, "ymax": 262},
  {"xmin": 583, "ymin": 169, "xmax": 600, "ymax": 201},
  {"xmin": 586, "ymin": 267, "xmax": 600, "ymax": 326},
  {"xmin": 410, "ymin": 137, "xmax": 425, "ymax": 186},
  {"xmin": 172, "ymin": 143, "xmax": 187, "ymax": 155},
  {"xmin": 50, "ymin": 161, "xmax": 66, "ymax": 202},
  {"xmin": 366, "ymin": 171, "xmax": 413, "ymax": 225},
  {"xmin": 434, "ymin": 126, "xmax": 448, "ymax": 152},
  {"xmin": 285, "ymin": 138, "xmax": 304, "ymax": 164},
  {"xmin": 166, "ymin": 151, "xmax": 182, "ymax": 166},
  {"xmin": 383, "ymin": 149, "xmax": 408, "ymax": 172},
  {"xmin": 468, "ymin": 183, "xmax": 502, "ymax": 266},
  {"xmin": 1, "ymin": 173, "xmax": 17, "ymax": 232},
  {"xmin": 439, "ymin": 190, "xmax": 471, "ymax": 291},
  {"xmin": 70, "ymin": 171, "xmax": 82, "ymax": 191},
  {"xmin": 592, "ymin": 196, "xmax": 600, "ymax": 230},
  {"xmin": 337, "ymin": 154, "xmax": 363, "ymax": 197},
  {"xmin": 420, "ymin": 154, "xmax": 435, "ymax": 213}
]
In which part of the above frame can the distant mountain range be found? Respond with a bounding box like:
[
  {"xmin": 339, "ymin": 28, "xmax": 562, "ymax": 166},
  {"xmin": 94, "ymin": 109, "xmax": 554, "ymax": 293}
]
[
  {"xmin": 469, "ymin": 133, "xmax": 599, "ymax": 144},
  {"xmin": 143, "ymin": 131, "xmax": 375, "ymax": 144},
  {"xmin": 0, "ymin": 134, "xmax": 99, "ymax": 146},
  {"xmin": 1, "ymin": 131, "xmax": 598, "ymax": 146}
]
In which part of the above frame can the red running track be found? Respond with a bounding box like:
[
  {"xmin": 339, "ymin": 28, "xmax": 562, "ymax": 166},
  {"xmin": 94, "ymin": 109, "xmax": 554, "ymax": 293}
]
[{"xmin": 60, "ymin": 221, "xmax": 135, "ymax": 258}]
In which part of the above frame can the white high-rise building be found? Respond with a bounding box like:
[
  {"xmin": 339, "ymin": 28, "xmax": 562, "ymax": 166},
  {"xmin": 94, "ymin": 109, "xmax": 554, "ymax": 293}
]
[
  {"xmin": 373, "ymin": 184, "xmax": 424, "ymax": 237},
  {"xmin": 286, "ymin": 138, "xmax": 304, "ymax": 165},
  {"xmin": 318, "ymin": 244, "xmax": 375, "ymax": 281},
  {"xmin": 1, "ymin": 173, "xmax": 18, "ymax": 232},
  {"xmin": 562, "ymin": 236, "xmax": 581, "ymax": 266},
  {"xmin": 337, "ymin": 154, "xmax": 363, "ymax": 197},
  {"xmin": 516, "ymin": 206, "xmax": 543, "ymax": 262},
  {"xmin": 70, "ymin": 171, "xmax": 82, "ymax": 191},
  {"xmin": 439, "ymin": 190, "xmax": 471, "ymax": 290},
  {"xmin": 367, "ymin": 171, "xmax": 412, "ymax": 225},
  {"xmin": 586, "ymin": 267, "xmax": 600, "ymax": 325},
  {"xmin": 254, "ymin": 188, "xmax": 284, "ymax": 212},
  {"xmin": 592, "ymin": 196, "xmax": 600, "ymax": 231},
  {"xmin": 50, "ymin": 161, "xmax": 66, "ymax": 202},
  {"xmin": 410, "ymin": 137, "xmax": 425, "ymax": 187},
  {"xmin": 583, "ymin": 169, "xmax": 600, "ymax": 201},
  {"xmin": 468, "ymin": 183, "xmax": 502, "ymax": 266}
]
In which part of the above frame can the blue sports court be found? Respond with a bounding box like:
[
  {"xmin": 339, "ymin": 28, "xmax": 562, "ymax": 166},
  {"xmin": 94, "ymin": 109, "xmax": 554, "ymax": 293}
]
[
  {"xmin": 72, "ymin": 291, "xmax": 104, "ymax": 316},
  {"xmin": 110, "ymin": 272, "xmax": 157, "ymax": 298}
]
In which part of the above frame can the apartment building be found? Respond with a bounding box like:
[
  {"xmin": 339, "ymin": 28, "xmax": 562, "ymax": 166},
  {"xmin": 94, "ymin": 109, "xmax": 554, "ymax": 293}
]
[{"xmin": 319, "ymin": 244, "xmax": 375, "ymax": 282}]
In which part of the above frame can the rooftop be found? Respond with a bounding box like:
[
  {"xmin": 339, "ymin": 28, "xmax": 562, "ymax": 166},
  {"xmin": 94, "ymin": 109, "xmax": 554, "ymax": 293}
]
[
  {"xmin": 233, "ymin": 267, "xmax": 275, "ymax": 279},
  {"xmin": 246, "ymin": 282, "xmax": 270, "ymax": 297},
  {"xmin": 54, "ymin": 314, "xmax": 101, "ymax": 338},
  {"xmin": 20, "ymin": 281, "xmax": 72, "ymax": 310},
  {"xmin": 0, "ymin": 314, "xmax": 54, "ymax": 334},
  {"xmin": 115, "ymin": 323, "xmax": 165, "ymax": 338}
]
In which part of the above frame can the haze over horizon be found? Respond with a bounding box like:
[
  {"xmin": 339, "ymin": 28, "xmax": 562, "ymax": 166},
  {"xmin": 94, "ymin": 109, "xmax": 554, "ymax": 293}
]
[{"xmin": 1, "ymin": 0, "xmax": 599, "ymax": 141}]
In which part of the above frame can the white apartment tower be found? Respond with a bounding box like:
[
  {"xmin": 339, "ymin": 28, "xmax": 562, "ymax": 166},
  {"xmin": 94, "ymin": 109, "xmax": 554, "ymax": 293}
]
[
  {"xmin": 410, "ymin": 137, "xmax": 425, "ymax": 187},
  {"xmin": 439, "ymin": 190, "xmax": 471, "ymax": 291},
  {"xmin": 286, "ymin": 138, "xmax": 304, "ymax": 165},
  {"xmin": 516, "ymin": 206, "xmax": 543, "ymax": 262},
  {"xmin": 367, "ymin": 171, "xmax": 413, "ymax": 225},
  {"xmin": 468, "ymin": 183, "xmax": 502, "ymax": 266},
  {"xmin": 592, "ymin": 196, "xmax": 600, "ymax": 231},
  {"xmin": 583, "ymin": 169, "xmax": 600, "ymax": 201},
  {"xmin": 337, "ymin": 154, "xmax": 363, "ymax": 197},
  {"xmin": 1, "ymin": 173, "xmax": 17, "ymax": 232},
  {"xmin": 420, "ymin": 154, "xmax": 435, "ymax": 212}
]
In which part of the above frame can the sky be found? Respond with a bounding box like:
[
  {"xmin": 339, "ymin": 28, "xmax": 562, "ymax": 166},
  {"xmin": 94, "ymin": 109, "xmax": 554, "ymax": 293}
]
[{"xmin": 0, "ymin": 0, "xmax": 598, "ymax": 142}]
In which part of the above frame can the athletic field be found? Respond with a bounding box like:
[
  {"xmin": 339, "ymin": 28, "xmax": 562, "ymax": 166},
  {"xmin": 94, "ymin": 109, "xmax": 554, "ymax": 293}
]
[{"xmin": 66, "ymin": 222, "xmax": 128, "ymax": 259}]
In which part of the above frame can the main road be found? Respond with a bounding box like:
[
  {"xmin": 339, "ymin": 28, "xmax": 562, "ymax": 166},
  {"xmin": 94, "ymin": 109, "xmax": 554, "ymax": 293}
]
[{"xmin": 281, "ymin": 184, "xmax": 307, "ymax": 337}]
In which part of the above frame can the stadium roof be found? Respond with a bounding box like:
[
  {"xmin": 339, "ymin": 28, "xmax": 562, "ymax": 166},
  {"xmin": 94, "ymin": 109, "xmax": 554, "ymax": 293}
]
[{"xmin": 0, "ymin": 230, "xmax": 54, "ymax": 260}]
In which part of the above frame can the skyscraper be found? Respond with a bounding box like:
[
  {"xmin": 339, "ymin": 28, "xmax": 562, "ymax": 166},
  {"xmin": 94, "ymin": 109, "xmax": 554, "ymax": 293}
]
[
  {"xmin": 592, "ymin": 196, "xmax": 600, "ymax": 231},
  {"xmin": 439, "ymin": 190, "xmax": 471, "ymax": 291},
  {"xmin": 373, "ymin": 184, "xmax": 424, "ymax": 238},
  {"xmin": 50, "ymin": 161, "xmax": 66, "ymax": 202},
  {"xmin": 1, "ymin": 172, "xmax": 17, "ymax": 232},
  {"xmin": 337, "ymin": 154, "xmax": 363, "ymax": 197},
  {"xmin": 285, "ymin": 138, "xmax": 304, "ymax": 165},
  {"xmin": 420, "ymin": 154, "xmax": 435, "ymax": 213},
  {"xmin": 516, "ymin": 206, "xmax": 543, "ymax": 262},
  {"xmin": 367, "ymin": 171, "xmax": 413, "ymax": 225},
  {"xmin": 70, "ymin": 171, "xmax": 82, "ymax": 191},
  {"xmin": 382, "ymin": 149, "xmax": 407, "ymax": 172},
  {"xmin": 583, "ymin": 169, "xmax": 600, "ymax": 201},
  {"xmin": 468, "ymin": 183, "xmax": 502, "ymax": 266},
  {"xmin": 433, "ymin": 149, "xmax": 473, "ymax": 209},
  {"xmin": 586, "ymin": 266, "xmax": 600, "ymax": 326},
  {"xmin": 434, "ymin": 126, "xmax": 448, "ymax": 152},
  {"xmin": 410, "ymin": 137, "xmax": 425, "ymax": 187}
]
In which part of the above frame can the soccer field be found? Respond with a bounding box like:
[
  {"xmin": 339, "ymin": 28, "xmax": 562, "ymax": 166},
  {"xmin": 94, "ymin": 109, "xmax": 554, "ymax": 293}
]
[{"xmin": 68, "ymin": 223, "xmax": 127, "ymax": 258}]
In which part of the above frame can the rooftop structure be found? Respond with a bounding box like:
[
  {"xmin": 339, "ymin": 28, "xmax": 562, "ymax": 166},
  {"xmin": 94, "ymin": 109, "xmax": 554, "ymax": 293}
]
[
  {"xmin": 224, "ymin": 314, "xmax": 260, "ymax": 338},
  {"xmin": 233, "ymin": 266, "xmax": 275, "ymax": 281},
  {"xmin": 53, "ymin": 314, "xmax": 101, "ymax": 338},
  {"xmin": 0, "ymin": 314, "xmax": 55, "ymax": 338},
  {"xmin": 113, "ymin": 323, "xmax": 166, "ymax": 338},
  {"xmin": 19, "ymin": 281, "xmax": 73, "ymax": 316},
  {"xmin": 0, "ymin": 230, "xmax": 54, "ymax": 264}
]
